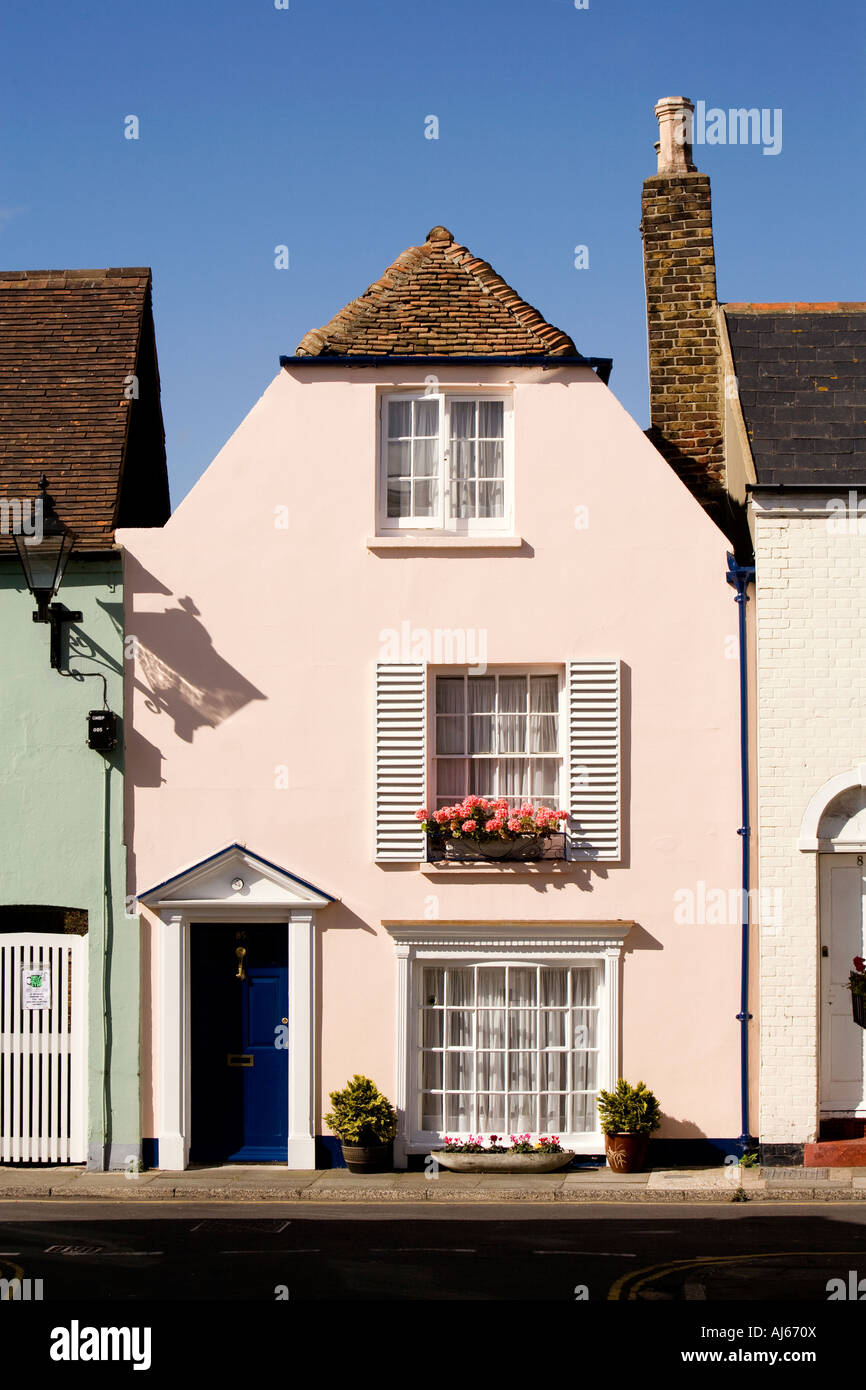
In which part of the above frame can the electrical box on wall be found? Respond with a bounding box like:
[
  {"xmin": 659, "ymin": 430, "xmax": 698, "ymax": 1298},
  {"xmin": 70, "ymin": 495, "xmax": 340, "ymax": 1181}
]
[{"xmin": 87, "ymin": 710, "xmax": 118, "ymax": 753}]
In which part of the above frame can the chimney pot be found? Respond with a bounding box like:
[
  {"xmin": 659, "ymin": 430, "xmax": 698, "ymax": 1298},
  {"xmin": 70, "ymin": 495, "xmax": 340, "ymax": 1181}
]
[{"xmin": 654, "ymin": 96, "xmax": 696, "ymax": 174}]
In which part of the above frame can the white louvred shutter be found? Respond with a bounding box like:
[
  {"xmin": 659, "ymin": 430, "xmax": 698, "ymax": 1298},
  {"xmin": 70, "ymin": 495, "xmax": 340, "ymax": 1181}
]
[
  {"xmin": 567, "ymin": 660, "xmax": 621, "ymax": 861},
  {"xmin": 375, "ymin": 663, "xmax": 426, "ymax": 861}
]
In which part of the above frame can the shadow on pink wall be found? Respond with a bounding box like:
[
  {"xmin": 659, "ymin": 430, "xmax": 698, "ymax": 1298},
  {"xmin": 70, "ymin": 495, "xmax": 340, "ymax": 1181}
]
[
  {"xmin": 133, "ymin": 592, "xmax": 265, "ymax": 744},
  {"xmin": 124, "ymin": 554, "xmax": 266, "ymax": 903}
]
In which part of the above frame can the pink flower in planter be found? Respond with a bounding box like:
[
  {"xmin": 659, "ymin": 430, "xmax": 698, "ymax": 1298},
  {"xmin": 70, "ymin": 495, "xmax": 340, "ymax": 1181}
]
[
  {"xmin": 462, "ymin": 820, "xmax": 477, "ymax": 833},
  {"xmin": 415, "ymin": 808, "xmax": 429, "ymax": 821}
]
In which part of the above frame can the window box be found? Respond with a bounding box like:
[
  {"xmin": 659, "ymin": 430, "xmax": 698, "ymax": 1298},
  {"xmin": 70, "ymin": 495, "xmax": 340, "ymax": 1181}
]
[{"xmin": 426, "ymin": 831, "xmax": 566, "ymax": 863}]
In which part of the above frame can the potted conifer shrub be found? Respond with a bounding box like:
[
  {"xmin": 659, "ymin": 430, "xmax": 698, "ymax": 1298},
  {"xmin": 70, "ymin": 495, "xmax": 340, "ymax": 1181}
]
[
  {"xmin": 596, "ymin": 1079, "xmax": 661, "ymax": 1173},
  {"xmin": 324, "ymin": 1075, "xmax": 398, "ymax": 1174}
]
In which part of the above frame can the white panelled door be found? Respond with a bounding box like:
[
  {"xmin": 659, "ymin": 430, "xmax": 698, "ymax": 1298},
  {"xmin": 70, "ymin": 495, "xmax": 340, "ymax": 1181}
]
[
  {"xmin": 820, "ymin": 854, "xmax": 866, "ymax": 1115},
  {"xmin": 0, "ymin": 934, "xmax": 87, "ymax": 1162}
]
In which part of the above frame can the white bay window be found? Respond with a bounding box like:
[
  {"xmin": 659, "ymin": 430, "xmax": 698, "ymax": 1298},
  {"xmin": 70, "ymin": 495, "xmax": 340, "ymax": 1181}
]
[
  {"xmin": 384, "ymin": 924, "xmax": 628, "ymax": 1161},
  {"xmin": 380, "ymin": 392, "xmax": 511, "ymax": 532}
]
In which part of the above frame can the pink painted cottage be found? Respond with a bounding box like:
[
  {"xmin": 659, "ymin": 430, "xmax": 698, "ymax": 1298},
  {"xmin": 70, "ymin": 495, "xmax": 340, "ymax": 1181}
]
[{"xmin": 120, "ymin": 225, "xmax": 743, "ymax": 1169}]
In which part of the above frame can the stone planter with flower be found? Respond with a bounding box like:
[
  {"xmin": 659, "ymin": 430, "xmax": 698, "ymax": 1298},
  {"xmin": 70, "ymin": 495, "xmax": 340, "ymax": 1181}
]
[{"xmin": 430, "ymin": 1134, "xmax": 575, "ymax": 1173}]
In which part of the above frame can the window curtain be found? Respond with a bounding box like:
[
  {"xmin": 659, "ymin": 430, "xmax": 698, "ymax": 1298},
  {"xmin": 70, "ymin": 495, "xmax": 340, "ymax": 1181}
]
[
  {"xmin": 411, "ymin": 398, "xmax": 439, "ymax": 518},
  {"xmin": 420, "ymin": 963, "xmax": 601, "ymax": 1137},
  {"xmin": 449, "ymin": 400, "xmax": 475, "ymax": 519},
  {"xmin": 449, "ymin": 399, "xmax": 504, "ymax": 520},
  {"xmin": 477, "ymin": 400, "xmax": 504, "ymax": 519}
]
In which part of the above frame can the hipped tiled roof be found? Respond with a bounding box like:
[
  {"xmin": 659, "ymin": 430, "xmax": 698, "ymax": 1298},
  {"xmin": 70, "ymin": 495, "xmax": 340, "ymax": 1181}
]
[
  {"xmin": 295, "ymin": 225, "xmax": 578, "ymax": 357},
  {"xmin": 0, "ymin": 267, "xmax": 169, "ymax": 551},
  {"xmin": 725, "ymin": 303, "xmax": 866, "ymax": 486}
]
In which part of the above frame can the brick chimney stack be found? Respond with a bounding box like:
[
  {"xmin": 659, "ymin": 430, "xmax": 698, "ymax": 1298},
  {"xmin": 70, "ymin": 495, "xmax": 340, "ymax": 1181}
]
[{"xmin": 641, "ymin": 96, "xmax": 727, "ymax": 525}]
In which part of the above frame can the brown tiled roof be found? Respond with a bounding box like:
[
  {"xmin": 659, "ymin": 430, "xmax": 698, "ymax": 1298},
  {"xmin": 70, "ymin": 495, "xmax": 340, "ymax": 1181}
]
[
  {"xmin": 0, "ymin": 267, "xmax": 169, "ymax": 551},
  {"xmin": 295, "ymin": 225, "xmax": 578, "ymax": 357}
]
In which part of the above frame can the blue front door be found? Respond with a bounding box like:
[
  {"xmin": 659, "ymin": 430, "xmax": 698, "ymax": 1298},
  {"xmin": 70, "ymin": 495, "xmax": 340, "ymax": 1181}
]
[{"xmin": 191, "ymin": 924, "xmax": 289, "ymax": 1163}]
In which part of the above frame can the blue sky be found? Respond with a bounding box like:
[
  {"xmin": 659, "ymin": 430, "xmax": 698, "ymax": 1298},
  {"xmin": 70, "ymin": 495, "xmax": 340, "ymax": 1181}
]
[{"xmin": 3, "ymin": 0, "xmax": 864, "ymax": 504}]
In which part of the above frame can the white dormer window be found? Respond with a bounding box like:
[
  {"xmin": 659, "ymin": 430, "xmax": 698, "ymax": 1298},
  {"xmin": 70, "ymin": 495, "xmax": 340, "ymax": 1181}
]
[{"xmin": 379, "ymin": 392, "xmax": 512, "ymax": 533}]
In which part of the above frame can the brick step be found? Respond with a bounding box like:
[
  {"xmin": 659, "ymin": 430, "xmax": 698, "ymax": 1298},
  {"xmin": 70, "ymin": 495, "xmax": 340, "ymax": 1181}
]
[{"xmin": 804, "ymin": 1139, "xmax": 866, "ymax": 1167}]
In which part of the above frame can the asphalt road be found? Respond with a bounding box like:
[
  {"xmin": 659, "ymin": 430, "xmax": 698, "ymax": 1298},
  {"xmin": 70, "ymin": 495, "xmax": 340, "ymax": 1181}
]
[{"xmin": 1, "ymin": 1200, "xmax": 866, "ymax": 1302}]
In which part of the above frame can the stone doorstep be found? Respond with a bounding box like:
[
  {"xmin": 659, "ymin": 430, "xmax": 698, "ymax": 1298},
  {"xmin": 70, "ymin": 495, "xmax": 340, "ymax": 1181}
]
[{"xmin": 805, "ymin": 1140, "xmax": 866, "ymax": 1168}]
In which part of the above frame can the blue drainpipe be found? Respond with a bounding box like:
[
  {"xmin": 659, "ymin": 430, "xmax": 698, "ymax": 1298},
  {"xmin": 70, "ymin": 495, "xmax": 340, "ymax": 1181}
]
[{"xmin": 726, "ymin": 554, "xmax": 756, "ymax": 1153}]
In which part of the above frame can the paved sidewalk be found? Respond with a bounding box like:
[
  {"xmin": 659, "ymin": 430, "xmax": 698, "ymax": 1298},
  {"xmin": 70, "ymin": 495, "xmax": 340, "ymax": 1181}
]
[{"xmin": 1, "ymin": 1164, "xmax": 865, "ymax": 1202}]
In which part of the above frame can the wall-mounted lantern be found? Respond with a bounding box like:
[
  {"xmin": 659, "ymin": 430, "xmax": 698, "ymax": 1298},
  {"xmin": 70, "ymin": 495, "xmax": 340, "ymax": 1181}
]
[{"xmin": 12, "ymin": 475, "xmax": 82, "ymax": 669}]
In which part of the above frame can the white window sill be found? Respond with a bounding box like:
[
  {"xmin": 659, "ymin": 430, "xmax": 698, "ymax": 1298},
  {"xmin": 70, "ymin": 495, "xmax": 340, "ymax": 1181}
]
[{"xmin": 367, "ymin": 535, "xmax": 525, "ymax": 551}]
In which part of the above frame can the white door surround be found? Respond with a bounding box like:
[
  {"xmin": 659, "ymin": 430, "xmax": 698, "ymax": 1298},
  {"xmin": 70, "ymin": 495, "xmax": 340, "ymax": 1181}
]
[
  {"xmin": 800, "ymin": 770, "xmax": 866, "ymax": 1124},
  {"xmin": 139, "ymin": 844, "xmax": 334, "ymax": 1169},
  {"xmin": 819, "ymin": 852, "xmax": 866, "ymax": 1115}
]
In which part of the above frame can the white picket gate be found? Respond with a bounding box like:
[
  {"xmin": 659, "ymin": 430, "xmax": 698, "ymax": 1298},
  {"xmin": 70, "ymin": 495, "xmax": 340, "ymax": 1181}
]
[{"xmin": 0, "ymin": 935, "xmax": 87, "ymax": 1163}]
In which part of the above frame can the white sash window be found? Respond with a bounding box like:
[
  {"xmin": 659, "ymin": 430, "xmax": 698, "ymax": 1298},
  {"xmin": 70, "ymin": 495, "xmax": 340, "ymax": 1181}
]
[
  {"xmin": 434, "ymin": 671, "xmax": 561, "ymax": 809},
  {"xmin": 379, "ymin": 392, "xmax": 512, "ymax": 533},
  {"xmin": 384, "ymin": 923, "xmax": 628, "ymax": 1159},
  {"xmin": 374, "ymin": 660, "xmax": 621, "ymax": 863}
]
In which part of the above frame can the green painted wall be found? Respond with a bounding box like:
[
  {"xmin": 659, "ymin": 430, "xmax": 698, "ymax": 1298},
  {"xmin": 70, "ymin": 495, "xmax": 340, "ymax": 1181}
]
[{"xmin": 0, "ymin": 556, "xmax": 138, "ymax": 1169}]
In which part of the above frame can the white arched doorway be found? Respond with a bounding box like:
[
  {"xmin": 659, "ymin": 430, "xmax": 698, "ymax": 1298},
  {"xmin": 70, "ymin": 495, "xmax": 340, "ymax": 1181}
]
[{"xmin": 800, "ymin": 768, "xmax": 866, "ymax": 1124}]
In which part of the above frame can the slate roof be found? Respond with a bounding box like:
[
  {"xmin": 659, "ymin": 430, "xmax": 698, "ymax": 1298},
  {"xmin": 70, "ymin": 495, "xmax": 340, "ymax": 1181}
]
[
  {"xmin": 295, "ymin": 225, "xmax": 578, "ymax": 358},
  {"xmin": 0, "ymin": 267, "xmax": 170, "ymax": 552},
  {"xmin": 724, "ymin": 303, "xmax": 866, "ymax": 485}
]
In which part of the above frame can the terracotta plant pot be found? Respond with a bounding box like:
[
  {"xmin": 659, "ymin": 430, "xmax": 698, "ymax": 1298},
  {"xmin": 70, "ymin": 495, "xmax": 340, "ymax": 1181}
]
[
  {"xmin": 604, "ymin": 1132, "xmax": 650, "ymax": 1173},
  {"xmin": 340, "ymin": 1140, "xmax": 393, "ymax": 1174},
  {"xmin": 431, "ymin": 1149, "xmax": 575, "ymax": 1174}
]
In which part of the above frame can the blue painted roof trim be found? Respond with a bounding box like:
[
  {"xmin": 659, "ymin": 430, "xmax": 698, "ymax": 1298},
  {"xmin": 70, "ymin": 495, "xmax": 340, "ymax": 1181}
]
[{"xmin": 138, "ymin": 842, "xmax": 336, "ymax": 903}]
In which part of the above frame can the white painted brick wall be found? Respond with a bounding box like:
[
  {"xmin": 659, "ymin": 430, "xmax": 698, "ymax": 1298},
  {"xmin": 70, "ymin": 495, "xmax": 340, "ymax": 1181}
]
[{"xmin": 755, "ymin": 501, "xmax": 866, "ymax": 1143}]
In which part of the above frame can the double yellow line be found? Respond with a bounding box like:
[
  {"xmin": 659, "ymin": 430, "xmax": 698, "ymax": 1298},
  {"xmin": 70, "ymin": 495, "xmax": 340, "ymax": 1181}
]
[{"xmin": 609, "ymin": 1249, "xmax": 865, "ymax": 1300}]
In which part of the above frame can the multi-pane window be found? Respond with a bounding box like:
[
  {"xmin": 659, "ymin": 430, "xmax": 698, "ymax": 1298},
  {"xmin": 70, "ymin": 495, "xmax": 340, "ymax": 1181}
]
[
  {"xmin": 382, "ymin": 394, "xmax": 508, "ymax": 529},
  {"xmin": 449, "ymin": 400, "xmax": 505, "ymax": 521},
  {"xmin": 434, "ymin": 672, "xmax": 560, "ymax": 808},
  {"xmin": 419, "ymin": 963, "xmax": 602, "ymax": 1135},
  {"xmin": 385, "ymin": 397, "xmax": 440, "ymax": 521}
]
